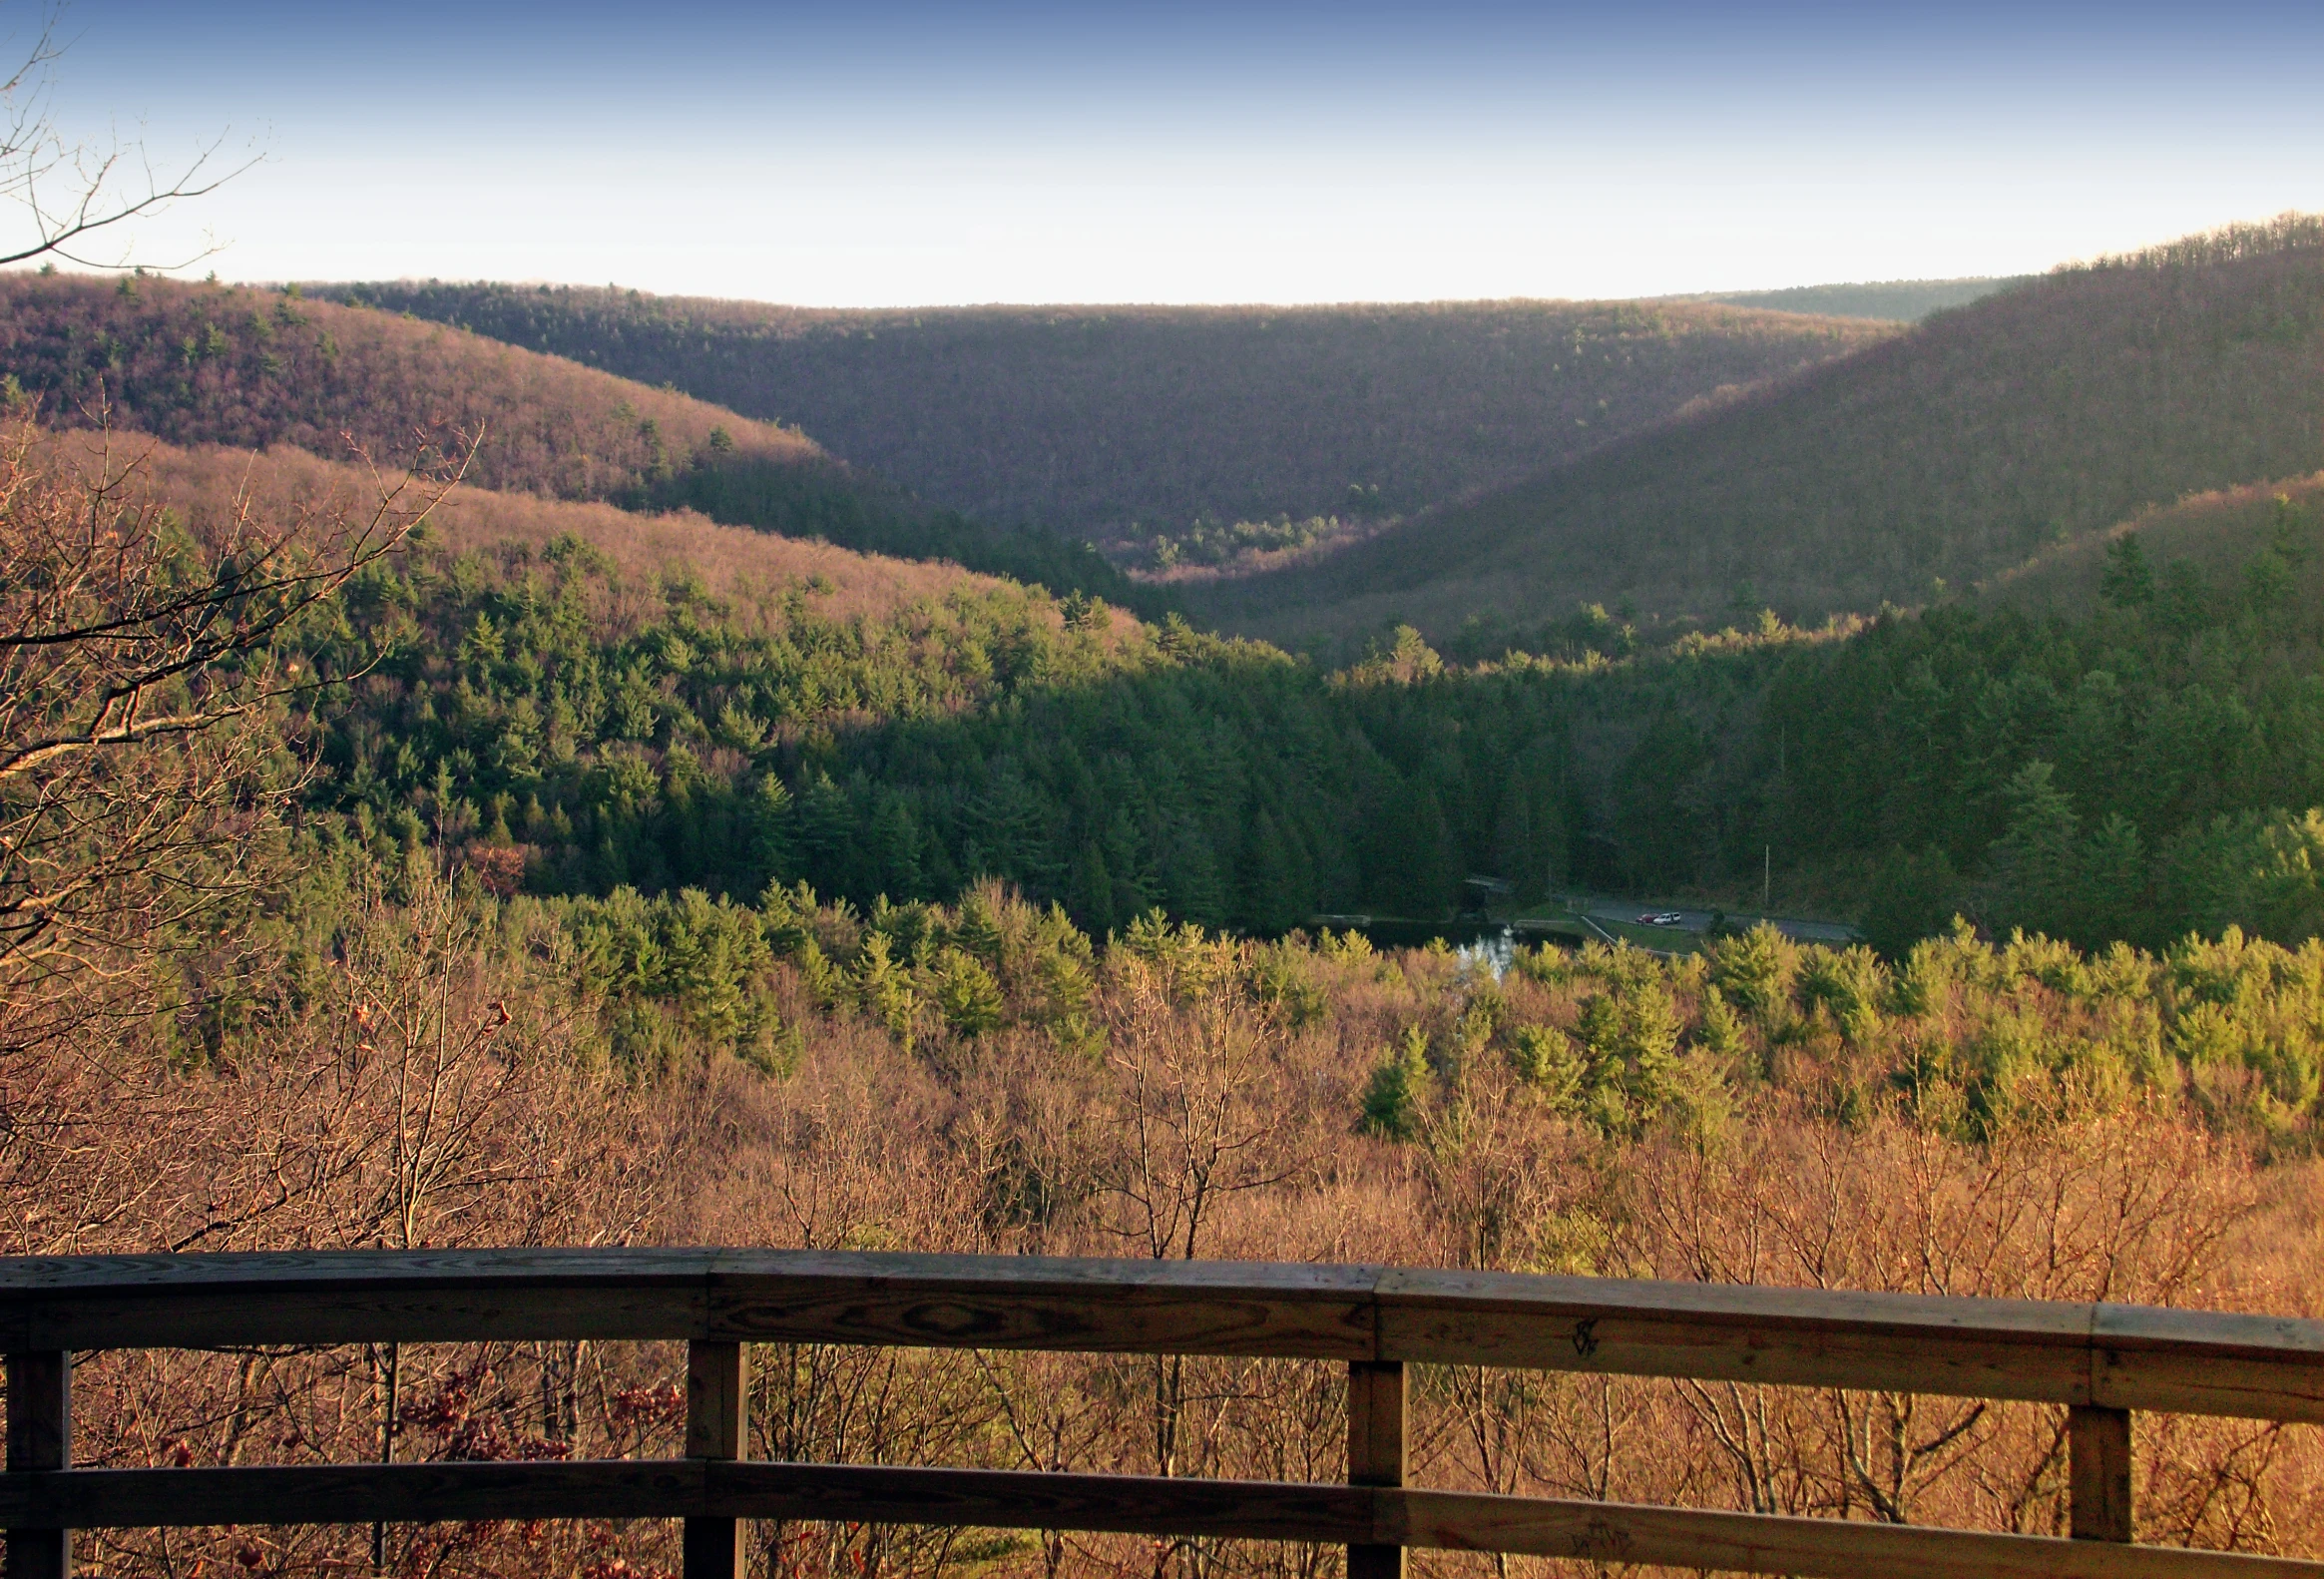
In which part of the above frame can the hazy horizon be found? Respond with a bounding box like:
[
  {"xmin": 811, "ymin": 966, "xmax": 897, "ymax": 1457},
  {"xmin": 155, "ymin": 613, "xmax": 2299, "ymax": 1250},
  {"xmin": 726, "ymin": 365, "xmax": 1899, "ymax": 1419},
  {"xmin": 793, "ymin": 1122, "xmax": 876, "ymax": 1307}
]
[
  {"xmin": 23, "ymin": 0, "xmax": 2324, "ymax": 306},
  {"xmin": 277, "ymin": 274, "xmax": 2015, "ymax": 313}
]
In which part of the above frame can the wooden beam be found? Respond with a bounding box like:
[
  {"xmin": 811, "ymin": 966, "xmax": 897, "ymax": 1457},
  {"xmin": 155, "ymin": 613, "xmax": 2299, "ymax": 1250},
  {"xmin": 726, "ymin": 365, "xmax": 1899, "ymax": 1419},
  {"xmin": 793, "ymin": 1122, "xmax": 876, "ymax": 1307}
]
[
  {"xmin": 5, "ymin": 1252, "xmax": 2324, "ymax": 1424},
  {"xmin": 5, "ymin": 1350, "xmax": 70, "ymax": 1579},
  {"xmin": 1347, "ymin": 1361, "xmax": 1405, "ymax": 1579},
  {"xmin": 708, "ymin": 1463, "xmax": 1374, "ymax": 1541},
  {"xmin": 686, "ymin": 1342, "xmax": 745, "ymax": 1461},
  {"xmin": 0, "ymin": 1251, "xmax": 715, "ymax": 1350},
  {"xmin": 684, "ymin": 1342, "xmax": 746, "ymax": 1579},
  {"xmin": 6, "ymin": 1464, "xmax": 2321, "ymax": 1579},
  {"xmin": 704, "ymin": 1252, "xmax": 1379, "ymax": 1359},
  {"xmin": 1377, "ymin": 1268, "xmax": 2100, "ymax": 1406},
  {"xmin": 2093, "ymin": 1307, "xmax": 2324, "ymax": 1423},
  {"xmin": 2073, "ymin": 1406, "xmax": 2135, "ymax": 1544},
  {"xmin": 1390, "ymin": 1487, "xmax": 2317, "ymax": 1579},
  {"xmin": 0, "ymin": 1461, "xmax": 1371, "ymax": 1543},
  {"xmin": 0, "ymin": 1461, "xmax": 702, "ymax": 1525}
]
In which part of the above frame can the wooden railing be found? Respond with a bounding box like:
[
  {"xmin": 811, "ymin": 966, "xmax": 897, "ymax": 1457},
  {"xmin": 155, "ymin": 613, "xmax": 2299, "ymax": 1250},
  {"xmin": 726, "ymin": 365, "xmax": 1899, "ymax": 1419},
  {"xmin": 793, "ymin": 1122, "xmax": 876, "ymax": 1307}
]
[{"xmin": 7, "ymin": 1250, "xmax": 2324, "ymax": 1578}]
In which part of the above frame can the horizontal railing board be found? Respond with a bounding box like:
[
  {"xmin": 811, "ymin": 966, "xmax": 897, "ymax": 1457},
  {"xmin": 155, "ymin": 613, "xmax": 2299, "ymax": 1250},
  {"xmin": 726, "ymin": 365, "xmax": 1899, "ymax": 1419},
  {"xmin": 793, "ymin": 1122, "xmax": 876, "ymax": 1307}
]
[
  {"xmin": 2095, "ymin": 1306, "xmax": 2324, "ymax": 1357},
  {"xmin": 1383, "ymin": 1306, "xmax": 2098, "ymax": 1405},
  {"xmin": 0, "ymin": 1250, "xmax": 719, "ymax": 1349},
  {"xmin": 1373, "ymin": 1270, "xmax": 2324, "ymax": 1421},
  {"xmin": 5, "ymin": 1464, "xmax": 2321, "ymax": 1579},
  {"xmin": 1376, "ymin": 1269, "xmax": 2098, "ymax": 1405},
  {"xmin": 2092, "ymin": 1306, "xmax": 2324, "ymax": 1421},
  {"xmin": 0, "ymin": 1251, "xmax": 1381, "ymax": 1357},
  {"xmin": 1391, "ymin": 1489, "xmax": 2324, "ymax": 1579},
  {"xmin": 705, "ymin": 1253, "xmax": 1378, "ymax": 1358},
  {"xmin": 0, "ymin": 1461, "xmax": 705, "ymax": 1525},
  {"xmin": 14, "ymin": 1287, "xmax": 713, "ymax": 1350},
  {"xmin": 711, "ymin": 1464, "xmax": 1372, "ymax": 1542},
  {"xmin": 5, "ymin": 1251, "xmax": 2324, "ymax": 1420},
  {"xmin": 0, "ymin": 1249, "xmax": 723, "ymax": 1292}
]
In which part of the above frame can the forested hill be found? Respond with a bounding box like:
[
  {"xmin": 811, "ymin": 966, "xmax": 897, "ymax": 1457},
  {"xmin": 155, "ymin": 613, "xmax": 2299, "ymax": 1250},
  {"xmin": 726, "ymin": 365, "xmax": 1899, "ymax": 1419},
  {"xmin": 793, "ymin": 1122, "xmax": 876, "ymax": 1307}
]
[
  {"xmin": 264, "ymin": 444, "xmax": 2324, "ymax": 956},
  {"xmin": 0, "ymin": 273, "xmax": 1150, "ymax": 608},
  {"xmin": 309, "ymin": 282, "xmax": 1888, "ymax": 542},
  {"xmin": 36, "ymin": 385, "xmax": 2324, "ymax": 970},
  {"xmin": 1668, "ymin": 276, "xmax": 2030, "ymax": 321},
  {"xmin": 1983, "ymin": 471, "xmax": 2324, "ymax": 611},
  {"xmin": 0, "ymin": 272, "xmax": 816, "ymax": 494},
  {"xmin": 69, "ymin": 431, "xmax": 1045, "ymax": 629},
  {"xmin": 1200, "ymin": 217, "xmax": 2324, "ymax": 644}
]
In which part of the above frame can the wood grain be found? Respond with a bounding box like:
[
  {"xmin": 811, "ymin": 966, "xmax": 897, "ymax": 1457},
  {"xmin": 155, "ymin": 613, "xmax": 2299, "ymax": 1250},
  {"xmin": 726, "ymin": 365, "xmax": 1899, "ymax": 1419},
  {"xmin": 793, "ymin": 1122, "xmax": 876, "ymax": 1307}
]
[
  {"xmin": 705, "ymin": 1252, "xmax": 1380, "ymax": 1359},
  {"xmin": 5, "ymin": 1349, "xmax": 70, "ymax": 1579},
  {"xmin": 1347, "ymin": 1361, "xmax": 1406, "ymax": 1579},
  {"xmin": 4, "ymin": 1251, "xmax": 2323, "ymax": 1422},
  {"xmin": 1376, "ymin": 1268, "xmax": 2097, "ymax": 1404},
  {"xmin": 684, "ymin": 1341, "xmax": 746, "ymax": 1579},
  {"xmin": 2093, "ymin": 1306, "xmax": 2324, "ymax": 1423},
  {"xmin": 1392, "ymin": 1489, "xmax": 2324, "ymax": 1579},
  {"xmin": 0, "ymin": 1460, "xmax": 703, "ymax": 1526},
  {"xmin": 0, "ymin": 1250, "xmax": 714, "ymax": 1349},
  {"xmin": 2073, "ymin": 1405, "xmax": 2136, "ymax": 1543},
  {"xmin": 707, "ymin": 1463, "xmax": 1374, "ymax": 1542},
  {"xmin": 7, "ymin": 1464, "xmax": 2322, "ymax": 1579}
]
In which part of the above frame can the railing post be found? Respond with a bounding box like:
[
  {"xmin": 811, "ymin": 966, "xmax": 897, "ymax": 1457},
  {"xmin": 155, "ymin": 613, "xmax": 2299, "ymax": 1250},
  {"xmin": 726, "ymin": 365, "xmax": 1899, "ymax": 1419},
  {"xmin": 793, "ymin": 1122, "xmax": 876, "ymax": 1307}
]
[
  {"xmin": 2070, "ymin": 1404, "xmax": 2134, "ymax": 1544},
  {"xmin": 6, "ymin": 1350, "xmax": 71, "ymax": 1579},
  {"xmin": 685, "ymin": 1341, "xmax": 747, "ymax": 1579},
  {"xmin": 1347, "ymin": 1360, "xmax": 1404, "ymax": 1579}
]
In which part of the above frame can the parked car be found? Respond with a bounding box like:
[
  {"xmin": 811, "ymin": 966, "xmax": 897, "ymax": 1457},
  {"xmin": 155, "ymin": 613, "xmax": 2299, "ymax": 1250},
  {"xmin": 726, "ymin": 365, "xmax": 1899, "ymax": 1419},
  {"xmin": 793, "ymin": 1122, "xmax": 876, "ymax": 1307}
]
[{"xmin": 1638, "ymin": 911, "xmax": 1685, "ymax": 926}]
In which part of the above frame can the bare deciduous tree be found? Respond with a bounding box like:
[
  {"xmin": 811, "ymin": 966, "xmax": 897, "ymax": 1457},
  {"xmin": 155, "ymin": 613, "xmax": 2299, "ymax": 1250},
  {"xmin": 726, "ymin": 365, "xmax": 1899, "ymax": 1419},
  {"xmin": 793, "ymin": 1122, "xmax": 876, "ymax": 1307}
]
[
  {"xmin": 0, "ymin": 418, "xmax": 470, "ymax": 1048},
  {"xmin": 0, "ymin": 6, "xmax": 256, "ymax": 271}
]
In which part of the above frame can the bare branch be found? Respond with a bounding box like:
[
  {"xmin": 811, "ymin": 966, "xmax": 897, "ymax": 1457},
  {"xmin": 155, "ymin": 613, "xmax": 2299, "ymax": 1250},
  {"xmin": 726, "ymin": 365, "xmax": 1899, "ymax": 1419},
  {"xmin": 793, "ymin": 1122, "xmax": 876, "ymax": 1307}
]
[
  {"xmin": 0, "ymin": 10, "xmax": 258, "ymax": 273},
  {"xmin": 0, "ymin": 408, "xmax": 474, "ymax": 1038}
]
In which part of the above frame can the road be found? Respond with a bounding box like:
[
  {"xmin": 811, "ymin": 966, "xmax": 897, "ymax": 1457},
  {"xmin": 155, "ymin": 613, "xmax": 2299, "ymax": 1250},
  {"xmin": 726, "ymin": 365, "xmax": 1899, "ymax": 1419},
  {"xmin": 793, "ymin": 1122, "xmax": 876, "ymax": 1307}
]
[{"xmin": 1562, "ymin": 897, "xmax": 1857, "ymax": 944}]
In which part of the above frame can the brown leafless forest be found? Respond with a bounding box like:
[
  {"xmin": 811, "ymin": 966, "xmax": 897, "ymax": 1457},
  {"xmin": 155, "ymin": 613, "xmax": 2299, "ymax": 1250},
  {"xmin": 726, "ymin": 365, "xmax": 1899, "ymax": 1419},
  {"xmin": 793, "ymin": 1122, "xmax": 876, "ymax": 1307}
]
[
  {"xmin": 311, "ymin": 285, "xmax": 1890, "ymax": 545},
  {"xmin": 17, "ymin": 867, "xmax": 2324, "ymax": 1578},
  {"xmin": 1202, "ymin": 218, "xmax": 2324, "ymax": 641},
  {"xmin": 12, "ymin": 208, "xmax": 2324, "ymax": 1579}
]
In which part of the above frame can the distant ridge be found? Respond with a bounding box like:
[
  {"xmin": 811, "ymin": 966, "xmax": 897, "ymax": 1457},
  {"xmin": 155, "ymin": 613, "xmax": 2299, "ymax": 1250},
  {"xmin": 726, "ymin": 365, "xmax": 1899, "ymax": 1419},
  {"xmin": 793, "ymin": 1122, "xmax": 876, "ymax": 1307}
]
[
  {"xmin": 310, "ymin": 283, "xmax": 1890, "ymax": 544},
  {"xmin": 1663, "ymin": 276, "xmax": 2031, "ymax": 321},
  {"xmin": 0, "ymin": 272, "xmax": 817, "ymax": 498},
  {"xmin": 1982, "ymin": 469, "xmax": 2324, "ymax": 611},
  {"xmin": 1197, "ymin": 215, "xmax": 2324, "ymax": 642},
  {"xmin": 0, "ymin": 273, "xmax": 1149, "ymax": 607},
  {"xmin": 74, "ymin": 432, "xmax": 1039, "ymax": 631}
]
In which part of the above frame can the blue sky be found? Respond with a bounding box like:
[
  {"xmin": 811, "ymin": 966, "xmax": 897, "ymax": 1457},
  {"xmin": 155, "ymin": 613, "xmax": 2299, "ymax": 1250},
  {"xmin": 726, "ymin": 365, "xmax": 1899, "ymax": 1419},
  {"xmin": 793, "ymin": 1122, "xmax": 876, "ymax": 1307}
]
[{"xmin": 22, "ymin": 1, "xmax": 2324, "ymax": 304}]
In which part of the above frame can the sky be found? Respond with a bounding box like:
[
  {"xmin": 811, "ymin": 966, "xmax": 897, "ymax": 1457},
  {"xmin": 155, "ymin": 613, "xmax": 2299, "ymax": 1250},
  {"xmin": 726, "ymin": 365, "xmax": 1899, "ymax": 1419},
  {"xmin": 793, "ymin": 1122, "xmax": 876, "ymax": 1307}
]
[{"xmin": 18, "ymin": 0, "xmax": 2324, "ymax": 306}]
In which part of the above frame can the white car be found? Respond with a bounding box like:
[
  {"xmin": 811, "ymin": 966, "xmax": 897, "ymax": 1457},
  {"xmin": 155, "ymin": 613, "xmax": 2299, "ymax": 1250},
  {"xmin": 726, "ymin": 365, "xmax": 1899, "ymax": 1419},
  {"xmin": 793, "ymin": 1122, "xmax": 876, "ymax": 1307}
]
[{"xmin": 1638, "ymin": 911, "xmax": 1685, "ymax": 927}]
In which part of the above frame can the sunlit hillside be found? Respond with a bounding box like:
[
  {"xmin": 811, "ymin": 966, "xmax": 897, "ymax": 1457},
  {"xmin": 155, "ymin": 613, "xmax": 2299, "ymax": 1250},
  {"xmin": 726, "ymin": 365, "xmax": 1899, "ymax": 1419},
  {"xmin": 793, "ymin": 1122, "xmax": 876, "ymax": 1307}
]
[
  {"xmin": 1983, "ymin": 469, "xmax": 2324, "ymax": 610},
  {"xmin": 313, "ymin": 282, "xmax": 1891, "ymax": 545},
  {"xmin": 1201, "ymin": 217, "xmax": 2324, "ymax": 644},
  {"xmin": 0, "ymin": 273, "xmax": 818, "ymax": 493},
  {"xmin": 27, "ymin": 13, "xmax": 2324, "ymax": 1576},
  {"xmin": 0, "ymin": 273, "xmax": 1149, "ymax": 606},
  {"xmin": 48, "ymin": 428, "xmax": 1036, "ymax": 629},
  {"xmin": 1668, "ymin": 275, "xmax": 2029, "ymax": 320}
]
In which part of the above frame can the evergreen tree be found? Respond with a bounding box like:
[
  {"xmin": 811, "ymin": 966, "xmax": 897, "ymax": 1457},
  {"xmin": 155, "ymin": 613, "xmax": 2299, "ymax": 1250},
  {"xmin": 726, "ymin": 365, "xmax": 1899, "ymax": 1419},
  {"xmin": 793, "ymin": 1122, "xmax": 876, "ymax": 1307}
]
[
  {"xmin": 748, "ymin": 776, "xmax": 796, "ymax": 888},
  {"xmin": 2099, "ymin": 533, "xmax": 2156, "ymax": 608},
  {"xmin": 1237, "ymin": 808, "xmax": 1309, "ymax": 934},
  {"xmin": 1067, "ymin": 841, "xmax": 1116, "ymax": 936},
  {"xmin": 1359, "ymin": 1027, "xmax": 1433, "ymax": 1141},
  {"xmin": 933, "ymin": 946, "xmax": 1006, "ymax": 1038}
]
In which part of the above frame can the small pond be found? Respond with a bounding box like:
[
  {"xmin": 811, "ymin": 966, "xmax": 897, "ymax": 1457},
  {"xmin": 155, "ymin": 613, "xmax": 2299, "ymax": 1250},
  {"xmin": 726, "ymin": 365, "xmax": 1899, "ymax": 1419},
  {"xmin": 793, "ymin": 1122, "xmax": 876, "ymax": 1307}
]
[{"xmin": 1306, "ymin": 916, "xmax": 1583, "ymax": 978}]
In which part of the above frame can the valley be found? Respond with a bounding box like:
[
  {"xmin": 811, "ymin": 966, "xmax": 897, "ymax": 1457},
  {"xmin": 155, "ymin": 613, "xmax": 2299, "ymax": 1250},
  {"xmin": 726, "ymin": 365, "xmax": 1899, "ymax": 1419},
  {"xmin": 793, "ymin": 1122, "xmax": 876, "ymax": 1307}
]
[
  {"xmin": 20, "ymin": 223, "xmax": 2324, "ymax": 957},
  {"xmin": 1199, "ymin": 219, "xmax": 2324, "ymax": 643},
  {"xmin": 317, "ymin": 282, "xmax": 1889, "ymax": 551},
  {"xmin": 19, "ymin": 209, "xmax": 2324, "ymax": 1577}
]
